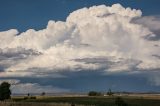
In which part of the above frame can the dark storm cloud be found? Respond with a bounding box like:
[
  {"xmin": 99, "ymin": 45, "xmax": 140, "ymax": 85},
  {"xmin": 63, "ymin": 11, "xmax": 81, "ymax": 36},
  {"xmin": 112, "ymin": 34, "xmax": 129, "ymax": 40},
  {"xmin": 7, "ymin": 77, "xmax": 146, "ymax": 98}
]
[{"xmin": 1, "ymin": 70, "xmax": 160, "ymax": 93}]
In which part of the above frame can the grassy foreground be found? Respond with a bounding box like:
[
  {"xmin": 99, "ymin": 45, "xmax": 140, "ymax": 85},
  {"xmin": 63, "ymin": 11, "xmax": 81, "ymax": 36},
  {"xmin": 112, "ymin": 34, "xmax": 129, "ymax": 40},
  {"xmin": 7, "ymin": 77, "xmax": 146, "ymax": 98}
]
[
  {"xmin": 0, "ymin": 96, "xmax": 160, "ymax": 106},
  {"xmin": 0, "ymin": 102, "xmax": 91, "ymax": 106},
  {"xmin": 6, "ymin": 95, "xmax": 160, "ymax": 106}
]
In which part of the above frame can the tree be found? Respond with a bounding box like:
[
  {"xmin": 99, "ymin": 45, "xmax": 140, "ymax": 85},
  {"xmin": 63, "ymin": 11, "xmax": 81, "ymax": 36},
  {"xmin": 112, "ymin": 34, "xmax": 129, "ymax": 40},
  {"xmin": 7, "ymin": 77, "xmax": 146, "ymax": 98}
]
[
  {"xmin": 41, "ymin": 92, "xmax": 45, "ymax": 96},
  {"xmin": 27, "ymin": 93, "xmax": 30, "ymax": 97},
  {"xmin": 107, "ymin": 88, "xmax": 114, "ymax": 96},
  {"xmin": 0, "ymin": 82, "xmax": 11, "ymax": 101}
]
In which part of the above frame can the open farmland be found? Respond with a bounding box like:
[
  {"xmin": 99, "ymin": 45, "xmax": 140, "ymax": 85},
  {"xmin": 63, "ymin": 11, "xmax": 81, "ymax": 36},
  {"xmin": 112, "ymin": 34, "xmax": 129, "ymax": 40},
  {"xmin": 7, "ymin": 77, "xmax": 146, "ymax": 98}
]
[{"xmin": 3, "ymin": 95, "xmax": 159, "ymax": 106}]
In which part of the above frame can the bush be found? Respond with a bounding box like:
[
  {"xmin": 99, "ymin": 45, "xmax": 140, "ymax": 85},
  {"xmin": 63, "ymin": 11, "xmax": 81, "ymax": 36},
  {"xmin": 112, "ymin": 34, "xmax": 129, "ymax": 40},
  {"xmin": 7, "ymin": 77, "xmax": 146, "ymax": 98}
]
[
  {"xmin": 23, "ymin": 96, "xmax": 36, "ymax": 100},
  {"xmin": 24, "ymin": 97, "xmax": 28, "ymax": 100},
  {"xmin": 88, "ymin": 91, "xmax": 102, "ymax": 96},
  {"xmin": 30, "ymin": 96, "xmax": 36, "ymax": 99}
]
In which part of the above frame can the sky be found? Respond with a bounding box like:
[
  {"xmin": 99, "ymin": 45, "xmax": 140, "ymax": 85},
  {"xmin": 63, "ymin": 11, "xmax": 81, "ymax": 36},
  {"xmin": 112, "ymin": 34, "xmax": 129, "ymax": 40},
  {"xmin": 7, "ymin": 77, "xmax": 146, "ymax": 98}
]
[
  {"xmin": 0, "ymin": 0, "xmax": 160, "ymax": 94},
  {"xmin": 1, "ymin": 0, "xmax": 160, "ymax": 32}
]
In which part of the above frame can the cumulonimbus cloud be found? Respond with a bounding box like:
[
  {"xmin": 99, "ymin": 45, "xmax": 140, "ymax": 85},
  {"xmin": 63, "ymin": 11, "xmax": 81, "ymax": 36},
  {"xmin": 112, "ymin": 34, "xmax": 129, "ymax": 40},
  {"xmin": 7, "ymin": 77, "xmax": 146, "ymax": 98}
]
[{"xmin": 0, "ymin": 4, "xmax": 160, "ymax": 77}]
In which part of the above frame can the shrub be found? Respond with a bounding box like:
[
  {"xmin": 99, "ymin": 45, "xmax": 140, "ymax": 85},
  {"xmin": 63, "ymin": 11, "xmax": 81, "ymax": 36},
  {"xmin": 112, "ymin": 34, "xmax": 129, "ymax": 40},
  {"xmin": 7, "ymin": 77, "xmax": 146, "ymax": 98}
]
[
  {"xmin": 24, "ymin": 97, "xmax": 28, "ymax": 100},
  {"xmin": 30, "ymin": 96, "xmax": 36, "ymax": 99},
  {"xmin": 88, "ymin": 91, "xmax": 102, "ymax": 96}
]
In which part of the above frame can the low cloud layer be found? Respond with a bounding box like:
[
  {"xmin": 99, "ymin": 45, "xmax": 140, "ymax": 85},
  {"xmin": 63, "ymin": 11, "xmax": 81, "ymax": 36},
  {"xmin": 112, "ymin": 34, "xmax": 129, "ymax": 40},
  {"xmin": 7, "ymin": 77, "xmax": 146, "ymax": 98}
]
[
  {"xmin": 0, "ymin": 4, "xmax": 160, "ymax": 91},
  {"xmin": 0, "ymin": 79, "xmax": 69, "ymax": 94}
]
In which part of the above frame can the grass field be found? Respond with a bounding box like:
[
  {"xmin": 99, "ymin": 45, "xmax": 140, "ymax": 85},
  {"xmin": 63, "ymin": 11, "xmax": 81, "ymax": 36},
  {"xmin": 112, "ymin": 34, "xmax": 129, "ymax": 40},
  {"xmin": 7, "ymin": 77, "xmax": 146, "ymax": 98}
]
[
  {"xmin": 6, "ymin": 95, "xmax": 160, "ymax": 106},
  {"xmin": 0, "ymin": 102, "xmax": 92, "ymax": 106}
]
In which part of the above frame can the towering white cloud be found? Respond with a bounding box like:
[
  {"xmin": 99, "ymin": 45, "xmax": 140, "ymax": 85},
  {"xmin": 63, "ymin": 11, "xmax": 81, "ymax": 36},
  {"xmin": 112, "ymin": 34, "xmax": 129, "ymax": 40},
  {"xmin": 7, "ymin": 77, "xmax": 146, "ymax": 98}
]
[{"xmin": 0, "ymin": 4, "xmax": 159, "ymax": 78}]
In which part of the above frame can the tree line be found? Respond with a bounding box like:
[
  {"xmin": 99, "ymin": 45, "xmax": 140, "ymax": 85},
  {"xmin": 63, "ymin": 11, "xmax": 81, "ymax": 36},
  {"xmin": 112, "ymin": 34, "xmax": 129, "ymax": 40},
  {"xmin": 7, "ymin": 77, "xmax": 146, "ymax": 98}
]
[
  {"xmin": 0, "ymin": 82, "xmax": 127, "ymax": 106},
  {"xmin": 88, "ymin": 88, "xmax": 114, "ymax": 96}
]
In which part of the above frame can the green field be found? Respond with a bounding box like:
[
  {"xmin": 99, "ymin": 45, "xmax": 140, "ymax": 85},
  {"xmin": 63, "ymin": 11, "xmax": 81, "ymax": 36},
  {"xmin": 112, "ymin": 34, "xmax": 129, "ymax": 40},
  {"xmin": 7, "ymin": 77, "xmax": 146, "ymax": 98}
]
[{"xmin": 9, "ymin": 95, "xmax": 160, "ymax": 106}]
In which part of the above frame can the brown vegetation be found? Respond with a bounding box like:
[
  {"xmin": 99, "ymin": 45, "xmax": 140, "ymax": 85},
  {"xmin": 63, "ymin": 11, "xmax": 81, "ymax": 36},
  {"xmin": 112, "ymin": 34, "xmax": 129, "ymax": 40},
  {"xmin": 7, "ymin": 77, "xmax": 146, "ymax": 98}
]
[{"xmin": 0, "ymin": 102, "xmax": 94, "ymax": 106}]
